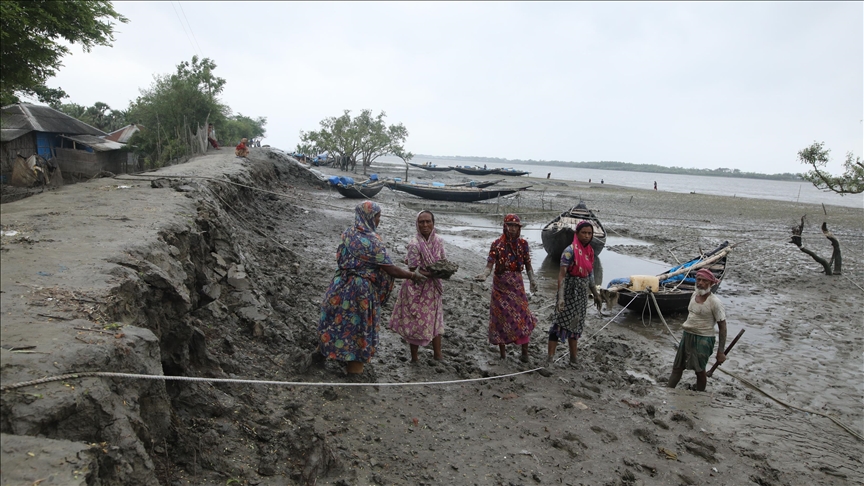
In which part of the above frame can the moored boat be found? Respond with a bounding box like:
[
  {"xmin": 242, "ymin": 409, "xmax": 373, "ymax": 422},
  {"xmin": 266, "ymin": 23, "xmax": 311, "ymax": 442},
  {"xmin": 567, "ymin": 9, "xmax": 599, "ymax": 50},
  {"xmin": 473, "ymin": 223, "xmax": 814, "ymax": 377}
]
[
  {"xmin": 386, "ymin": 181, "xmax": 530, "ymax": 202},
  {"xmin": 541, "ymin": 202, "xmax": 606, "ymax": 260},
  {"xmin": 450, "ymin": 166, "xmax": 500, "ymax": 176},
  {"xmin": 335, "ymin": 179, "xmax": 387, "ymax": 199},
  {"xmin": 609, "ymin": 241, "xmax": 731, "ymax": 315},
  {"xmin": 495, "ymin": 168, "xmax": 530, "ymax": 176},
  {"xmin": 408, "ymin": 162, "xmax": 453, "ymax": 172}
]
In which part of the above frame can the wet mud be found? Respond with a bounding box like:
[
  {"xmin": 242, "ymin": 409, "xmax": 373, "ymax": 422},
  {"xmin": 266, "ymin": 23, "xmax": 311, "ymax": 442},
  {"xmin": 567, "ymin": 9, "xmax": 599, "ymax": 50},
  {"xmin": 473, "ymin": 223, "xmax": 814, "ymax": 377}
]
[{"xmin": 1, "ymin": 148, "xmax": 861, "ymax": 485}]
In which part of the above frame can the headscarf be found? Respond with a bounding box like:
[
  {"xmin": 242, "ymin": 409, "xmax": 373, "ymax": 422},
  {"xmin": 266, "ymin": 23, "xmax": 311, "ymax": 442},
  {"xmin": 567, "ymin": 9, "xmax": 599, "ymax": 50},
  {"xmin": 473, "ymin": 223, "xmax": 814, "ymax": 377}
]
[
  {"xmin": 568, "ymin": 220, "xmax": 595, "ymax": 278},
  {"xmin": 695, "ymin": 268, "xmax": 719, "ymax": 283},
  {"xmin": 342, "ymin": 201, "xmax": 390, "ymax": 265},
  {"xmin": 488, "ymin": 214, "xmax": 530, "ymax": 274},
  {"xmin": 409, "ymin": 210, "xmax": 444, "ymax": 293},
  {"xmin": 502, "ymin": 214, "xmax": 523, "ymax": 240},
  {"xmin": 413, "ymin": 211, "xmax": 443, "ymax": 268}
]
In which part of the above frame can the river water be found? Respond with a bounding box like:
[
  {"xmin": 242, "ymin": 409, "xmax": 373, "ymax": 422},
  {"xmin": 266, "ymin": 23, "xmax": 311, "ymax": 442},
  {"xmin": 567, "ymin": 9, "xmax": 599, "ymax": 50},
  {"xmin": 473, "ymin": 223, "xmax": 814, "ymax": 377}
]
[{"xmin": 376, "ymin": 156, "xmax": 862, "ymax": 209}]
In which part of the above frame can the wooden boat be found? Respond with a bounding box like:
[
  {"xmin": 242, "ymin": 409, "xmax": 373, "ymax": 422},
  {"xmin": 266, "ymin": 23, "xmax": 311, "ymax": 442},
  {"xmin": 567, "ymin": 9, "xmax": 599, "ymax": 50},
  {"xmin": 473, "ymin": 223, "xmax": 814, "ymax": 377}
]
[
  {"xmin": 408, "ymin": 162, "xmax": 452, "ymax": 172},
  {"xmin": 450, "ymin": 166, "xmax": 500, "ymax": 176},
  {"xmin": 540, "ymin": 202, "xmax": 607, "ymax": 260},
  {"xmin": 611, "ymin": 241, "xmax": 731, "ymax": 315},
  {"xmin": 335, "ymin": 180, "xmax": 387, "ymax": 199},
  {"xmin": 495, "ymin": 168, "xmax": 530, "ymax": 176},
  {"xmin": 386, "ymin": 182, "xmax": 530, "ymax": 202},
  {"xmin": 450, "ymin": 179, "xmax": 504, "ymax": 188}
]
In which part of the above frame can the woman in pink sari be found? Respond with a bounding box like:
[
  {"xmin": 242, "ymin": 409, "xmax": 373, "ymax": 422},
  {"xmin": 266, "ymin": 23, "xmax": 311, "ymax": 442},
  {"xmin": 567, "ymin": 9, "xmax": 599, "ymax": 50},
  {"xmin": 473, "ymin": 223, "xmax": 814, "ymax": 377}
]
[{"xmin": 388, "ymin": 211, "xmax": 444, "ymax": 362}]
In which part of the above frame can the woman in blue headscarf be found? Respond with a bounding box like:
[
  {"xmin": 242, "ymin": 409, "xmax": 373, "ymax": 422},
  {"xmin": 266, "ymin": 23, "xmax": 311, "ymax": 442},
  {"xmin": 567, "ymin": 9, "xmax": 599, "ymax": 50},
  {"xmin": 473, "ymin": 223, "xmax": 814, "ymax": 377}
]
[{"xmin": 317, "ymin": 201, "xmax": 426, "ymax": 375}]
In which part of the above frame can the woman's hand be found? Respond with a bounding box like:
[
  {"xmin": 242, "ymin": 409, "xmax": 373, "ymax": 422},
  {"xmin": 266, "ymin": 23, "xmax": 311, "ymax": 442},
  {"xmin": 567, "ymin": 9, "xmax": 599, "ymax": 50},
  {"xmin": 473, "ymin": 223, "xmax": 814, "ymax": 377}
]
[{"xmin": 412, "ymin": 270, "xmax": 428, "ymax": 283}]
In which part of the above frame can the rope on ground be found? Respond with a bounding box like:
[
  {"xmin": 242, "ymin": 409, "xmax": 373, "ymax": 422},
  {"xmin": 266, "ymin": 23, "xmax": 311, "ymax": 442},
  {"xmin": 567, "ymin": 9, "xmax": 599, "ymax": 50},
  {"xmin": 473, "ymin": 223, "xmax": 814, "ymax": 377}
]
[
  {"xmin": 644, "ymin": 291, "xmax": 864, "ymax": 444},
  {"xmin": 0, "ymin": 365, "xmax": 548, "ymax": 393},
  {"xmin": 715, "ymin": 368, "xmax": 864, "ymax": 443},
  {"xmin": 648, "ymin": 291, "xmax": 681, "ymax": 346}
]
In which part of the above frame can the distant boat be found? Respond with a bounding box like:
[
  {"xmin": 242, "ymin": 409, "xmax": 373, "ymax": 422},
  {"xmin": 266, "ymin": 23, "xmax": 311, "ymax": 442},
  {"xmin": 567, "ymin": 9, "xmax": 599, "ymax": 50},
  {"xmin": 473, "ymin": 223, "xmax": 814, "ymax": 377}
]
[
  {"xmin": 387, "ymin": 181, "xmax": 530, "ymax": 202},
  {"xmin": 450, "ymin": 179, "xmax": 504, "ymax": 188},
  {"xmin": 408, "ymin": 162, "xmax": 452, "ymax": 172},
  {"xmin": 540, "ymin": 202, "xmax": 607, "ymax": 260},
  {"xmin": 609, "ymin": 242, "xmax": 731, "ymax": 314},
  {"xmin": 450, "ymin": 166, "xmax": 500, "ymax": 176},
  {"xmin": 335, "ymin": 180, "xmax": 387, "ymax": 199},
  {"xmin": 495, "ymin": 168, "xmax": 530, "ymax": 176}
]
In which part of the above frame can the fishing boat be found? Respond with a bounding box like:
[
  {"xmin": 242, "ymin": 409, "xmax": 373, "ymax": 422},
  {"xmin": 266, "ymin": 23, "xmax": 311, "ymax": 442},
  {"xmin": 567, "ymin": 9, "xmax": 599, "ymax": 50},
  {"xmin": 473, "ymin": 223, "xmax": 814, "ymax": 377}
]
[
  {"xmin": 450, "ymin": 179, "xmax": 504, "ymax": 188},
  {"xmin": 450, "ymin": 165, "xmax": 500, "ymax": 176},
  {"xmin": 495, "ymin": 168, "xmax": 530, "ymax": 176},
  {"xmin": 609, "ymin": 241, "xmax": 731, "ymax": 315},
  {"xmin": 335, "ymin": 179, "xmax": 387, "ymax": 199},
  {"xmin": 540, "ymin": 202, "xmax": 607, "ymax": 260},
  {"xmin": 408, "ymin": 162, "xmax": 452, "ymax": 172},
  {"xmin": 387, "ymin": 181, "xmax": 530, "ymax": 202}
]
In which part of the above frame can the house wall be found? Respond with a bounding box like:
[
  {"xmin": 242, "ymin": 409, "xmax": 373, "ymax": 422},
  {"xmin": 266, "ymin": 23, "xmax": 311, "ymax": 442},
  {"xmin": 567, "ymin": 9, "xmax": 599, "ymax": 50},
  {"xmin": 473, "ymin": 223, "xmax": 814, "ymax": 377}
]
[
  {"xmin": 0, "ymin": 134, "xmax": 38, "ymax": 181},
  {"xmin": 55, "ymin": 148, "xmax": 131, "ymax": 180}
]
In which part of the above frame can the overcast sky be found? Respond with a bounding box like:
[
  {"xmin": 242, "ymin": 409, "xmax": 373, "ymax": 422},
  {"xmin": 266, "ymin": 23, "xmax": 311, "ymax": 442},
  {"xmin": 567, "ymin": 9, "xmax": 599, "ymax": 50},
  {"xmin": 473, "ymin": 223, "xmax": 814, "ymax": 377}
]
[{"xmin": 44, "ymin": 1, "xmax": 862, "ymax": 174}]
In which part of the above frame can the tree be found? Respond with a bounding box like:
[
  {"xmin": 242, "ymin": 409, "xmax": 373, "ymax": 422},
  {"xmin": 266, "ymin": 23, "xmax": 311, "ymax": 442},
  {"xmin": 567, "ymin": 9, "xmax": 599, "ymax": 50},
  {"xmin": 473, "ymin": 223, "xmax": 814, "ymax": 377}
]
[
  {"xmin": 789, "ymin": 216, "xmax": 842, "ymax": 275},
  {"xmin": 798, "ymin": 141, "xmax": 863, "ymax": 195},
  {"xmin": 126, "ymin": 56, "xmax": 229, "ymax": 165},
  {"xmin": 52, "ymin": 101, "xmax": 128, "ymax": 132},
  {"xmin": 299, "ymin": 109, "xmax": 412, "ymax": 174},
  {"xmin": 220, "ymin": 113, "xmax": 267, "ymax": 147},
  {"xmin": 0, "ymin": 0, "xmax": 128, "ymax": 105}
]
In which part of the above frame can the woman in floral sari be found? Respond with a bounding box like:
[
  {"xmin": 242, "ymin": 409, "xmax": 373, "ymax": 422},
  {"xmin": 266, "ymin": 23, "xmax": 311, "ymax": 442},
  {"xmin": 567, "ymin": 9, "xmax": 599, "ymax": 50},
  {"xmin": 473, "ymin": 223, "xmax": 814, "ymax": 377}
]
[
  {"xmin": 317, "ymin": 201, "xmax": 424, "ymax": 375},
  {"xmin": 388, "ymin": 211, "xmax": 445, "ymax": 362},
  {"xmin": 546, "ymin": 221, "xmax": 600, "ymax": 365},
  {"xmin": 474, "ymin": 214, "xmax": 538, "ymax": 362}
]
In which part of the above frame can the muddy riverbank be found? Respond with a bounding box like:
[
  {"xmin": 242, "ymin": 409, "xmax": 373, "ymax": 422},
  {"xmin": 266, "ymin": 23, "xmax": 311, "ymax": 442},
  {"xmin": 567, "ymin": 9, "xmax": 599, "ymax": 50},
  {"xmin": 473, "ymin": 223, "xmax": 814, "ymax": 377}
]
[{"xmin": 1, "ymin": 148, "xmax": 861, "ymax": 485}]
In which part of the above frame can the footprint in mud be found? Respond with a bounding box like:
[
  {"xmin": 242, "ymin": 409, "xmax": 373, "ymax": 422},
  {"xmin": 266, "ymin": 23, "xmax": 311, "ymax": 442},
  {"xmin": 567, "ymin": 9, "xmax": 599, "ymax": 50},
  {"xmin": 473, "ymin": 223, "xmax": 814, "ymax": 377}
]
[
  {"xmin": 670, "ymin": 411, "xmax": 694, "ymax": 429},
  {"xmin": 590, "ymin": 425, "xmax": 618, "ymax": 443},
  {"xmin": 632, "ymin": 428, "xmax": 659, "ymax": 445},
  {"xmin": 679, "ymin": 435, "xmax": 717, "ymax": 463}
]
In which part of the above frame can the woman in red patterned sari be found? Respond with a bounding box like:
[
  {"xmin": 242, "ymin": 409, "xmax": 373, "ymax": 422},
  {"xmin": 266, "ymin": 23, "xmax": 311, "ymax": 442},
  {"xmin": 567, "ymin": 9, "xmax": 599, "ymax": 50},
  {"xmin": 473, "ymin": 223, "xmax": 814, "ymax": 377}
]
[{"xmin": 474, "ymin": 214, "xmax": 538, "ymax": 362}]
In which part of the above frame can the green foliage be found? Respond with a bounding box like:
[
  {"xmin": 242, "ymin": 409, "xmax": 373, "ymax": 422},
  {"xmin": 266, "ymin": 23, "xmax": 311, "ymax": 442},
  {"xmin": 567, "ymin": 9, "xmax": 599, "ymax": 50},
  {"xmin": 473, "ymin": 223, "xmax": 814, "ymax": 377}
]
[
  {"xmin": 51, "ymin": 101, "xmax": 128, "ymax": 132},
  {"xmin": 126, "ymin": 56, "xmax": 229, "ymax": 166},
  {"xmin": 0, "ymin": 0, "xmax": 128, "ymax": 105},
  {"xmin": 299, "ymin": 109, "xmax": 412, "ymax": 172},
  {"xmin": 798, "ymin": 142, "xmax": 863, "ymax": 195},
  {"xmin": 220, "ymin": 113, "xmax": 267, "ymax": 146}
]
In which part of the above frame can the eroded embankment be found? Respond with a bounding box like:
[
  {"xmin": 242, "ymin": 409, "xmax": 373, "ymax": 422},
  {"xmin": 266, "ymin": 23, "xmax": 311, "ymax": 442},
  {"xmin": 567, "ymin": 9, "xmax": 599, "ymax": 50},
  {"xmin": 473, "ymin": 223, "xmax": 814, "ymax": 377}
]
[{"xmin": 1, "ymin": 153, "xmax": 342, "ymax": 485}]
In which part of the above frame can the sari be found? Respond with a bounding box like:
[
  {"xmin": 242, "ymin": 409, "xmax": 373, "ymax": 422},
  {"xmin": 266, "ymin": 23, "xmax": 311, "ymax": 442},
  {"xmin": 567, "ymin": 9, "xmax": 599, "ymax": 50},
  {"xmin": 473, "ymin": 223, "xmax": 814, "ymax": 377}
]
[
  {"xmin": 485, "ymin": 214, "xmax": 537, "ymax": 345},
  {"xmin": 549, "ymin": 234, "xmax": 594, "ymax": 341},
  {"xmin": 317, "ymin": 201, "xmax": 395, "ymax": 362},
  {"xmin": 387, "ymin": 214, "xmax": 445, "ymax": 346}
]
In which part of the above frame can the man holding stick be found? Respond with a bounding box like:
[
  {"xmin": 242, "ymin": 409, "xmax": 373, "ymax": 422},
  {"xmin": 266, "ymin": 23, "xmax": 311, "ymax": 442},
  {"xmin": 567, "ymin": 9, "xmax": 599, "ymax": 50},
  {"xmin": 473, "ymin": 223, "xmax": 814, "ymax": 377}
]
[{"xmin": 667, "ymin": 268, "xmax": 727, "ymax": 391}]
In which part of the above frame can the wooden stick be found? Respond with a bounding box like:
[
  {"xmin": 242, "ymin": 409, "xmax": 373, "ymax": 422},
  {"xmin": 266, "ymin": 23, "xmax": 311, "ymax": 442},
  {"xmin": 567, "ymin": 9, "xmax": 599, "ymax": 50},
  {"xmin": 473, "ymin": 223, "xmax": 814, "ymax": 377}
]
[
  {"xmin": 707, "ymin": 329, "xmax": 745, "ymax": 377},
  {"xmin": 73, "ymin": 327, "xmax": 113, "ymax": 335}
]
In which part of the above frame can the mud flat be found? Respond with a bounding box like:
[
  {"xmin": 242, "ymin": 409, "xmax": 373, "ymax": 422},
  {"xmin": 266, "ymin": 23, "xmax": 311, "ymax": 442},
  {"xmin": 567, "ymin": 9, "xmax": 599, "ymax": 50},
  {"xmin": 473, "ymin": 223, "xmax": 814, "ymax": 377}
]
[{"xmin": 1, "ymin": 148, "xmax": 861, "ymax": 485}]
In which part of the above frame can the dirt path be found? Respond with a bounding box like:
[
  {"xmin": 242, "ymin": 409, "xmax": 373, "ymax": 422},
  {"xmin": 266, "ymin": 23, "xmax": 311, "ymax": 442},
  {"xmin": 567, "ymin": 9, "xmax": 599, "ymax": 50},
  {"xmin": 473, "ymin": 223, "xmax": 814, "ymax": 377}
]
[{"xmin": 1, "ymin": 148, "xmax": 861, "ymax": 485}]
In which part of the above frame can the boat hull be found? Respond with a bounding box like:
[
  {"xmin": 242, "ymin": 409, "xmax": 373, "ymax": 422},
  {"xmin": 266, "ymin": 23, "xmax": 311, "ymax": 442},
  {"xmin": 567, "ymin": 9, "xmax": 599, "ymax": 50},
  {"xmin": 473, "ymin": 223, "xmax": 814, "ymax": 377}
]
[
  {"xmin": 409, "ymin": 163, "xmax": 452, "ymax": 172},
  {"xmin": 451, "ymin": 167, "xmax": 500, "ymax": 176},
  {"xmin": 387, "ymin": 182, "xmax": 529, "ymax": 202},
  {"xmin": 541, "ymin": 205, "xmax": 607, "ymax": 259},
  {"xmin": 614, "ymin": 242, "xmax": 729, "ymax": 315},
  {"xmin": 336, "ymin": 182, "xmax": 386, "ymax": 199}
]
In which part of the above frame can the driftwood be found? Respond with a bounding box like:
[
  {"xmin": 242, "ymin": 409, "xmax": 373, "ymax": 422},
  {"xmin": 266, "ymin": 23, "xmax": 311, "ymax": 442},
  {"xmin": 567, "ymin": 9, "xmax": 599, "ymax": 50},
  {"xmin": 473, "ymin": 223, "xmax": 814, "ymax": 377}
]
[{"xmin": 789, "ymin": 216, "xmax": 841, "ymax": 275}]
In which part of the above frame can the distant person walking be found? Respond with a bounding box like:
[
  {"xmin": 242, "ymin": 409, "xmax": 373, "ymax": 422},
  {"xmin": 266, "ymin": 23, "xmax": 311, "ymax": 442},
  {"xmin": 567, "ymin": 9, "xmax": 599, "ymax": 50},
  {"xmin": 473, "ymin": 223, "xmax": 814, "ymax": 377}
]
[
  {"xmin": 654, "ymin": 181, "xmax": 658, "ymax": 191},
  {"xmin": 474, "ymin": 214, "xmax": 538, "ymax": 362}
]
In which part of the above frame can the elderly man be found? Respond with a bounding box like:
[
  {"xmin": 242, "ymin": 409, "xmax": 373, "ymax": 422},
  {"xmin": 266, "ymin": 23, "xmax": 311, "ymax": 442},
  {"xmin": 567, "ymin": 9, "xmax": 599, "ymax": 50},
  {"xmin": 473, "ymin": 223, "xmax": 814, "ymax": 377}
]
[{"xmin": 667, "ymin": 268, "xmax": 727, "ymax": 391}]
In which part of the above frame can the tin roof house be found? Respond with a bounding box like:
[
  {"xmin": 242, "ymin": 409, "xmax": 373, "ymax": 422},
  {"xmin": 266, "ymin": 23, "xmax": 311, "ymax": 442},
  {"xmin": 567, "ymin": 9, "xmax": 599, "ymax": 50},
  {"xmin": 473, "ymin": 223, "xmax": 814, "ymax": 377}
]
[{"xmin": 1, "ymin": 103, "xmax": 138, "ymax": 182}]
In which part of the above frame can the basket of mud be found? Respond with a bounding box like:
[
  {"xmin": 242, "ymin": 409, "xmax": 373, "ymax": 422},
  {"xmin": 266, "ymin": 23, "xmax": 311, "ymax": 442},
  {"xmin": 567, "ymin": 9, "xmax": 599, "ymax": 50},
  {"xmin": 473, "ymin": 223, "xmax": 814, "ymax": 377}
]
[{"xmin": 426, "ymin": 259, "xmax": 459, "ymax": 279}]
